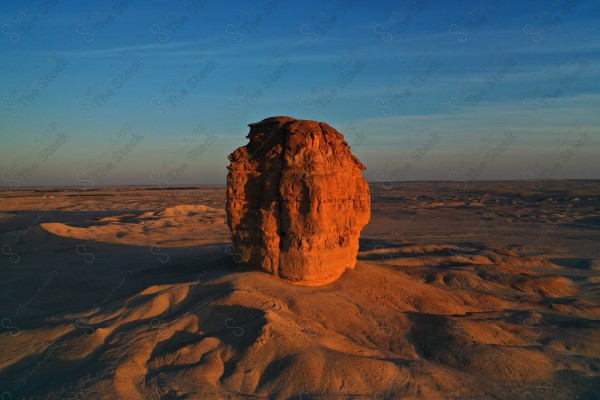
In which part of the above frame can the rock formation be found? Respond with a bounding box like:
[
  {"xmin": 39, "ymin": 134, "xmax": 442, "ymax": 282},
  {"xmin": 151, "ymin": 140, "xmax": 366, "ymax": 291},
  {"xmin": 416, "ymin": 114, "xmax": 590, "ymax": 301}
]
[{"xmin": 226, "ymin": 116, "xmax": 370, "ymax": 285}]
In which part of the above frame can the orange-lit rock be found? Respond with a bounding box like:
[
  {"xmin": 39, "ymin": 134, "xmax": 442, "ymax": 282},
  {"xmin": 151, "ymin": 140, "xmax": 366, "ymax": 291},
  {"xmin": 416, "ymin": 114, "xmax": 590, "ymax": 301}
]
[{"xmin": 226, "ymin": 116, "xmax": 370, "ymax": 285}]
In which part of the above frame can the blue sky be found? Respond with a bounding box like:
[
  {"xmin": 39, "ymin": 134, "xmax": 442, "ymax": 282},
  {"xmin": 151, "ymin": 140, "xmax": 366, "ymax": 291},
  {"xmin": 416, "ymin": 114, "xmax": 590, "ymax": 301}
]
[{"xmin": 0, "ymin": 0, "xmax": 598, "ymax": 187}]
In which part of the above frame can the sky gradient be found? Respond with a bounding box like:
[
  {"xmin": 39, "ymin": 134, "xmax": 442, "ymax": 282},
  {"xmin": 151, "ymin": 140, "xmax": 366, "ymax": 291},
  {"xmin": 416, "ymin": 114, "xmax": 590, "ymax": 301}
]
[{"xmin": 1, "ymin": 0, "xmax": 599, "ymax": 188}]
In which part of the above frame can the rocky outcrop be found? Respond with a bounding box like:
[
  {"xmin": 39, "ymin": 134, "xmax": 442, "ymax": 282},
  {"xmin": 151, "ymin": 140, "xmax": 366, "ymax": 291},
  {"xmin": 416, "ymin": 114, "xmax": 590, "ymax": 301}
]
[{"xmin": 226, "ymin": 116, "xmax": 370, "ymax": 285}]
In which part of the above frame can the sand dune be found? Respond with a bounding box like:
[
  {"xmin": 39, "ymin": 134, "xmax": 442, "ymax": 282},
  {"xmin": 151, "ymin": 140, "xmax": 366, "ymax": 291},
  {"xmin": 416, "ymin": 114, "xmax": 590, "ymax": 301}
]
[
  {"xmin": 0, "ymin": 182, "xmax": 599, "ymax": 399},
  {"xmin": 39, "ymin": 204, "xmax": 228, "ymax": 247}
]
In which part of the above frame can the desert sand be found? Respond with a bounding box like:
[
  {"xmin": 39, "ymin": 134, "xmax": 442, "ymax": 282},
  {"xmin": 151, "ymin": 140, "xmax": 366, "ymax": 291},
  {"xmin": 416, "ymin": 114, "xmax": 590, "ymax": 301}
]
[{"xmin": 1, "ymin": 181, "xmax": 599, "ymax": 399}]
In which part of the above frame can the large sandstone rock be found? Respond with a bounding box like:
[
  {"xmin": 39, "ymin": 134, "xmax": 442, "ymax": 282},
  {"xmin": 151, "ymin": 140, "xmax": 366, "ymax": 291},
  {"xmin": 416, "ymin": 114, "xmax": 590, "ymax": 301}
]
[{"xmin": 226, "ymin": 116, "xmax": 370, "ymax": 285}]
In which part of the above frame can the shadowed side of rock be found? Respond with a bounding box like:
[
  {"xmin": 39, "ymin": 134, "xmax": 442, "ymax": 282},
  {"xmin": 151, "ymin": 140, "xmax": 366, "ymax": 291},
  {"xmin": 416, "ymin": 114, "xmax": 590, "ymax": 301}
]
[{"xmin": 226, "ymin": 116, "xmax": 370, "ymax": 285}]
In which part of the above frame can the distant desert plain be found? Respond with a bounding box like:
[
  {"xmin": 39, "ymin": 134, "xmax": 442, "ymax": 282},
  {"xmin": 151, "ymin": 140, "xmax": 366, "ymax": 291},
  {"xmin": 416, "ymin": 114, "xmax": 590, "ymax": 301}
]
[{"xmin": 1, "ymin": 180, "xmax": 599, "ymax": 399}]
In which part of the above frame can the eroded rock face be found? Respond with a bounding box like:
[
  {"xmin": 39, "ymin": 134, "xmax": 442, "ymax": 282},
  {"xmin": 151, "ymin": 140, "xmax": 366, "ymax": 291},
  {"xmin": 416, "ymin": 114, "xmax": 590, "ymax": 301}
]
[{"xmin": 226, "ymin": 116, "xmax": 370, "ymax": 285}]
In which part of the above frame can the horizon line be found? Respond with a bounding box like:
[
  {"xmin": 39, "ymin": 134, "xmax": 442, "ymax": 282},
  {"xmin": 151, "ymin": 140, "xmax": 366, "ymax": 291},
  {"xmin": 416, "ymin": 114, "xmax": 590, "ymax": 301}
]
[{"xmin": 1, "ymin": 178, "xmax": 599, "ymax": 191}]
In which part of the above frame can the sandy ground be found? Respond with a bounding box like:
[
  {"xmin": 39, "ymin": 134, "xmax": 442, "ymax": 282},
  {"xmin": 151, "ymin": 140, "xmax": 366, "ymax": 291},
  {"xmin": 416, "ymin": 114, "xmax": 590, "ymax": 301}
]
[{"xmin": 0, "ymin": 181, "xmax": 599, "ymax": 399}]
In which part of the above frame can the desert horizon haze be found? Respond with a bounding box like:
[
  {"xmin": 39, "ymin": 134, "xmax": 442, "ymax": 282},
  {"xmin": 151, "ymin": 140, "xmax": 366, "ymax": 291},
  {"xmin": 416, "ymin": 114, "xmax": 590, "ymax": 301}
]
[{"xmin": 1, "ymin": 1, "xmax": 600, "ymax": 399}]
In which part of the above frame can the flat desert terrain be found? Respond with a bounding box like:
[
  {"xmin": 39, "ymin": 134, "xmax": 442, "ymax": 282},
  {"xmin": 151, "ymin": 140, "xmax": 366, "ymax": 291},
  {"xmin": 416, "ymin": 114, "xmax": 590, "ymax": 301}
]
[{"xmin": 0, "ymin": 181, "xmax": 599, "ymax": 399}]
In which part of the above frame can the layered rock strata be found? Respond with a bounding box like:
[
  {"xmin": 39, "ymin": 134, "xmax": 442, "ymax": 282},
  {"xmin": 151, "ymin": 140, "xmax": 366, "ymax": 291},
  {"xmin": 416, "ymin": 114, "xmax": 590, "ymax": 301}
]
[{"xmin": 226, "ymin": 116, "xmax": 370, "ymax": 285}]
